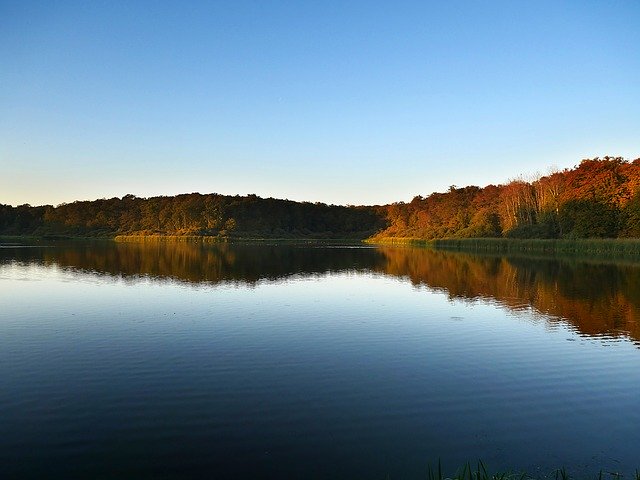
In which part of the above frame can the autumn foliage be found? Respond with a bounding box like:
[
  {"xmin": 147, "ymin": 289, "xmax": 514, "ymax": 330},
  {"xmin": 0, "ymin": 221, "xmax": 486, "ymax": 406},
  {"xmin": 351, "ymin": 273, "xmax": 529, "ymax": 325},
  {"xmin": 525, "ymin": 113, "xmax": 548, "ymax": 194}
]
[
  {"xmin": 2, "ymin": 157, "xmax": 640, "ymax": 240},
  {"xmin": 374, "ymin": 157, "xmax": 640, "ymax": 240}
]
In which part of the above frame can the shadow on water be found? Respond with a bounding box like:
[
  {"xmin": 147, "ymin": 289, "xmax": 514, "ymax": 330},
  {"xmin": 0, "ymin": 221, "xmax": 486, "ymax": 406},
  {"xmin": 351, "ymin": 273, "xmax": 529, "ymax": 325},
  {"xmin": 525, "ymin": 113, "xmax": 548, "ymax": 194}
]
[{"xmin": 2, "ymin": 240, "xmax": 639, "ymax": 342}]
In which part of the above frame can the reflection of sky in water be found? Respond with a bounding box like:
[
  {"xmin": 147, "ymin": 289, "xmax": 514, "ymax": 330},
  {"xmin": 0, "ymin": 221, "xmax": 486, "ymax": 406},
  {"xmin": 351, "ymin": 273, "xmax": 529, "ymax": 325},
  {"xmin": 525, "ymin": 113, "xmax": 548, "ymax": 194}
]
[
  {"xmin": 1, "ymin": 249, "xmax": 640, "ymax": 478},
  {"xmin": 0, "ymin": 264, "xmax": 640, "ymax": 475}
]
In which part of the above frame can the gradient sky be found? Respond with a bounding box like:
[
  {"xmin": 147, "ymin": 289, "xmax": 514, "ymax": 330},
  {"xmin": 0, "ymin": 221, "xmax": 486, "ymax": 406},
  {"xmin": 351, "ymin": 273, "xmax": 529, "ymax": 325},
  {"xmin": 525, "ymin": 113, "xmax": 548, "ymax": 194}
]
[{"xmin": 1, "ymin": 1, "xmax": 639, "ymax": 207}]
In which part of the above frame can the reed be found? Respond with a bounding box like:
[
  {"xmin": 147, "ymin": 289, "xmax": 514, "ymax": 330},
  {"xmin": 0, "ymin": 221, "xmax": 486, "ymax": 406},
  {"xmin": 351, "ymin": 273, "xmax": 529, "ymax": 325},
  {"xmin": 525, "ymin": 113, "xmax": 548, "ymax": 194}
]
[
  {"xmin": 113, "ymin": 234, "xmax": 229, "ymax": 243},
  {"xmin": 427, "ymin": 460, "xmax": 524, "ymax": 480},
  {"xmin": 433, "ymin": 238, "xmax": 640, "ymax": 257},
  {"xmin": 425, "ymin": 461, "xmax": 639, "ymax": 480},
  {"xmin": 364, "ymin": 237, "xmax": 435, "ymax": 247},
  {"xmin": 113, "ymin": 234, "xmax": 361, "ymax": 244}
]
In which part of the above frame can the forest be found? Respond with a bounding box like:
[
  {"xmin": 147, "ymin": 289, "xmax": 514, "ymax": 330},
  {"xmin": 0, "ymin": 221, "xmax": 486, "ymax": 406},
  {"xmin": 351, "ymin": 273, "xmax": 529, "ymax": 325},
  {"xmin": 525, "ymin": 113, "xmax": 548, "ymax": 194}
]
[
  {"xmin": 0, "ymin": 193, "xmax": 384, "ymax": 239},
  {"xmin": 374, "ymin": 156, "xmax": 640, "ymax": 240},
  {"xmin": 2, "ymin": 157, "xmax": 640, "ymax": 240}
]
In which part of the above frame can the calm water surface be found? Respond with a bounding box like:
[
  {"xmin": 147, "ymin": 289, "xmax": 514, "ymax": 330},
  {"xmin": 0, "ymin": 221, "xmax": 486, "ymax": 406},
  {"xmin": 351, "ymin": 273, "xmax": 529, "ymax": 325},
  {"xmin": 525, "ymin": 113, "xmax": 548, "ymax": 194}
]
[{"xmin": 1, "ymin": 241, "xmax": 639, "ymax": 479}]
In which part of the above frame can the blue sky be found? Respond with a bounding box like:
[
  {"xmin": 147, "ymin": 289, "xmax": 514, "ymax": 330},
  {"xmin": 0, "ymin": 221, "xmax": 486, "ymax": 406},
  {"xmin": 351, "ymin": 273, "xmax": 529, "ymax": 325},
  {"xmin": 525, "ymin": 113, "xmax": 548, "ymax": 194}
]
[{"xmin": 1, "ymin": 0, "xmax": 639, "ymax": 206}]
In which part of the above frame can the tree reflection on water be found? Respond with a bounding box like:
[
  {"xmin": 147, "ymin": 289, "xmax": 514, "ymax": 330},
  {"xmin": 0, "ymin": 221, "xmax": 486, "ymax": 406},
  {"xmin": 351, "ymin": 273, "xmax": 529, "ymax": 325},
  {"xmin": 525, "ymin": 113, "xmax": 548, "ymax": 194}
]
[{"xmin": 2, "ymin": 241, "xmax": 639, "ymax": 342}]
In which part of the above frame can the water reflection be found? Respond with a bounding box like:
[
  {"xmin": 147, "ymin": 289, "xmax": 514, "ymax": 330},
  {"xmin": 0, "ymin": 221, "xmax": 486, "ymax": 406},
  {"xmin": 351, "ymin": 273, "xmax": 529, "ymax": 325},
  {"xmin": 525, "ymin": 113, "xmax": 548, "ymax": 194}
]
[
  {"xmin": 2, "ymin": 241, "xmax": 640, "ymax": 479},
  {"xmin": 376, "ymin": 246, "xmax": 640, "ymax": 343},
  {"xmin": 2, "ymin": 241, "xmax": 639, "ymax": 341},
  {"xmin": 0, "ymin": 241, "xmax": 387, "ymax": 284}
]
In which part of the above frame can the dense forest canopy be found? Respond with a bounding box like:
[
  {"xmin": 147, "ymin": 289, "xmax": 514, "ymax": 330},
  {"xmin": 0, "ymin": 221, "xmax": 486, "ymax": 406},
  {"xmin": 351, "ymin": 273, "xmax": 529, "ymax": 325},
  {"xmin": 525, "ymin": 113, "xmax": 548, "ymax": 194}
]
[
  {"xmin": 0, "ymin": 193, "xmax": 384, "ymax": 239},
  {"xmin": 2, "ymin": 157, "xmax": 640, "ymax": 240},
  {"xmin": 375, "ymin": 156, "xmax": 640, "ymax": 240}
]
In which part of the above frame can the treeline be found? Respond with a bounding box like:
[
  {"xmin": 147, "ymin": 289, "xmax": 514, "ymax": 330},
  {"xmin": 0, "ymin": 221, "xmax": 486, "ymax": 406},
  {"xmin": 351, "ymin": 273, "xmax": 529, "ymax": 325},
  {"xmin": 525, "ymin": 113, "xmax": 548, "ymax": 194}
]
[
  {"xmin": 0, "ymin": 193, "xmax": 385, "ymax": 239},
  {"xmin": 374, "ymin": 157, "xmax": 640, "ymax": 239},
  {"xmin": 2, "ymin": 157, "xmax": 640, "ymax": 240}
]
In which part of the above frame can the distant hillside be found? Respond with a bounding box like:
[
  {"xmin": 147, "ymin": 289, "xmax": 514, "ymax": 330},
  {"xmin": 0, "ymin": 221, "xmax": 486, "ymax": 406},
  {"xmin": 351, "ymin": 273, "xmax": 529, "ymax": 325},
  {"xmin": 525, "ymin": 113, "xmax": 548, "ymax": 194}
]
[
  {"xmin": 0, "ymin": 193, "xmax": 385, "ymax": 239},
  {"xmin": 2, "ymin": 157, "xmax": 640, "ymax": 240}
]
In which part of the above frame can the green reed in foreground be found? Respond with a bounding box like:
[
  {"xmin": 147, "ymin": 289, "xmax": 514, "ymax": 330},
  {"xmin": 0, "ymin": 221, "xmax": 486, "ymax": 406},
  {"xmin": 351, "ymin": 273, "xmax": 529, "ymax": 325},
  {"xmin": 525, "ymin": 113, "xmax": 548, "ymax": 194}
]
[{"xmin": 424, "ymin": 460, "xmax": 640, "ymax": 480}]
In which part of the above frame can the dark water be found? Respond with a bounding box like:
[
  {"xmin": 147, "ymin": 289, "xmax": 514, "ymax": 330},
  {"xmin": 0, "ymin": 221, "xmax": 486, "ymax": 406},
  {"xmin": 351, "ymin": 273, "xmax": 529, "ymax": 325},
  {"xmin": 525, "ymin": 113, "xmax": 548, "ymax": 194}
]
[{"xmin": 1, "ymin": 241, "xmax": 639, "ymax": 479}]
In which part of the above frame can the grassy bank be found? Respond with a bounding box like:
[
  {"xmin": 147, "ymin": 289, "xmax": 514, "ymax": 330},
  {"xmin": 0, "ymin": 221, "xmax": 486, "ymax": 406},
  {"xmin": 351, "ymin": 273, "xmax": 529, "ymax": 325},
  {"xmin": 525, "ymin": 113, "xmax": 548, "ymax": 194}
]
[
  {"xmin": 114, "ymin": 234, "xmax": 228, "ymax": 243},
  {"xmin": 364, "ymin": 236, "xmax": 434, "ymax": 247},
  {"xmin": 0, "ymin": 234, "xmax": 114, "ymax": 243},
  {"xmin": 432, "ymin": 238, "xmax": 640, "ymax": 257},
  {"xmin": 8, "ymin": 234, "xmax": 640, "ymax": 258},
  {"xmin": 113, "ymin": 234, "xmax": 363, "ymax": 244},
  {"xmin": 0, "ymin": 235, "xmax": 44, "ymax": 242}
]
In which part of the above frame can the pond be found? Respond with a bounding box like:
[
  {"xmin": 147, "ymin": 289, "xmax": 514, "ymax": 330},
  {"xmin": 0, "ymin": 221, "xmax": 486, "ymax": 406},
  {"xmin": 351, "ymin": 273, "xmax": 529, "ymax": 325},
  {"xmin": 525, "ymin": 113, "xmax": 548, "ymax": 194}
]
[{"xmin": 1, "ymin": 241, "xmax": 639, "ymax": 479}]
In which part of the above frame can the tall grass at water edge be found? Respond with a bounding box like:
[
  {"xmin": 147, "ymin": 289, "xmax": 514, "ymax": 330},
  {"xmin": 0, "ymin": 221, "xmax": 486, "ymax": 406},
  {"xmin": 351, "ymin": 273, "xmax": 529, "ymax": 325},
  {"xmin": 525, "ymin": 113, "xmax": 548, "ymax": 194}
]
[
  {"xmin": 432, "ymin": 238, "xmax": 640, "ymax": 257},
  {"xmin": 422, "ymin": 460, "xmax": 640, "ymax": 480},
  {"xmin": 114, "ymin": 235, "xmax": 229, "ymax": 243},
  {"xmin": 113, "ymin": 234, "xmax": 362, "ymax": 245}
]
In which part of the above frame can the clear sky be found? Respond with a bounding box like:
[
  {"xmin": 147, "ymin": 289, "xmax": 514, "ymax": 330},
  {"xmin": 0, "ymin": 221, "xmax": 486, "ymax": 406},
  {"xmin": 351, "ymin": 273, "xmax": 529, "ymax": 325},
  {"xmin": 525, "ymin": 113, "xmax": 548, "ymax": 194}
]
[{"xmin": 1, "ymin": 0, "xmax": 639, "ymax": 207}]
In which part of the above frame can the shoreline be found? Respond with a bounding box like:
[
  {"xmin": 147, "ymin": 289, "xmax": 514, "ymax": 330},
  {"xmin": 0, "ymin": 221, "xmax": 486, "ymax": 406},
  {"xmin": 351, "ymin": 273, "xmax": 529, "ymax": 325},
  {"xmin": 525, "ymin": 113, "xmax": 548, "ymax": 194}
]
[{"xmin": 4, "ymin": 234, "xmax": 640, "ymax": 258}]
